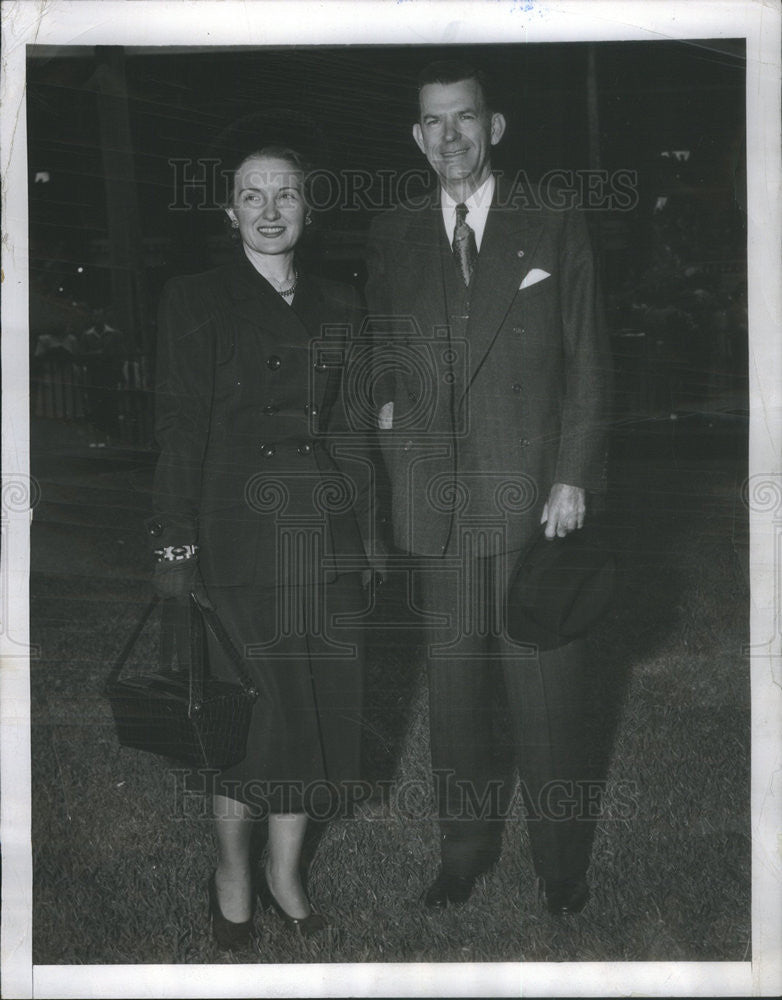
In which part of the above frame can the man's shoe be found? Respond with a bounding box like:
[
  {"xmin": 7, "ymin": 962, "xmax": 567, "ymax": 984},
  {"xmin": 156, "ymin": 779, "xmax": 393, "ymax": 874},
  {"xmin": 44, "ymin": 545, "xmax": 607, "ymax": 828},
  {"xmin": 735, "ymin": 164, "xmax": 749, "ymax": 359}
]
[
  {"xmin": 422, "ymin": 867, "xmax": 476, "ymax": 909},
  {"xmin": 541, "ymin": 876, "xmax": 590, "ymax": 916}
]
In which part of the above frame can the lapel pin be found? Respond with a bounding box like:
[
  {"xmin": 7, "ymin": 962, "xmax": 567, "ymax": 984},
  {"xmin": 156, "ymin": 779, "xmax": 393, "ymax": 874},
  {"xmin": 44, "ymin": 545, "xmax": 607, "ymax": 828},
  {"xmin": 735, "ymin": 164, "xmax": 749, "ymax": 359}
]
[{"xmin": 517, "ymin": 249, "xmax": 525, "ymax": 258}]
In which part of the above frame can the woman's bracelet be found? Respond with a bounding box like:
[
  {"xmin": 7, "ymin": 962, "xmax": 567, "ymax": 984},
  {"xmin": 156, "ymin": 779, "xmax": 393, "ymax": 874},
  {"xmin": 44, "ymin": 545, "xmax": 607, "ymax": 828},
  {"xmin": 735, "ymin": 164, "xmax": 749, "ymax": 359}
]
[{"xmin": 154, "ymin": 544, "xmax": 199, "ymax": 563}]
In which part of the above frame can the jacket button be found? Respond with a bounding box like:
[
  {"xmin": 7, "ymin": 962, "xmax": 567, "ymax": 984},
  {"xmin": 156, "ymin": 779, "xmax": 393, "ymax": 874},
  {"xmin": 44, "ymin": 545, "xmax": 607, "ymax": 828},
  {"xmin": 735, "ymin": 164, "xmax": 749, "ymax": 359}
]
[
  {"xmin": 147, "ymin": 520, "xmax": 163, "ymax": 537},
  {"xmin": 520, "ymin": 438, "xmax": 530, "ymax": 448},
  {"xmin": 297, "ymin": 442, "xmax": 312, "ymax": 456},
  {"xmin": 266, "ymin": 355, "xmax": 281, "ymax": 371},
  {"xmin": 314, "ymin": 360, "xmax": 328, "ymax": 372},
  {"xmin": 511, "ymin": 382, "xmax": 522, "ymax": 393},
  {"xmin": 403, "ymin": 440, "xmax": 413, "ymax": 451},
  {"xmin": 261, "ymin": 443, "xmax": 276, "ymax": 457},
  {"xmin": 262, "ymin": 404, "xmax": 278, "ymax": 416},
  {"xmin": 408, "ymin": 392, "xmax": 418, "ymax": 402},
  {"xmin": 304, "ymin": 402, "xmax": 318, "ymax": 416},
  {"xmin": 513, "ymin": 325, "xmax": 524, "ymax": 334}
]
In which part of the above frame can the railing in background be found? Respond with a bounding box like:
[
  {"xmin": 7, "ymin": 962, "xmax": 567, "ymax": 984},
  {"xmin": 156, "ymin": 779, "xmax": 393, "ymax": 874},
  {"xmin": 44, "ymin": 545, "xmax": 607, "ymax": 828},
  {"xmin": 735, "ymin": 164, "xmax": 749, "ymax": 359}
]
[{"xmin": 31, "ymin": 355, "xmax": 155, "ymax": 448}]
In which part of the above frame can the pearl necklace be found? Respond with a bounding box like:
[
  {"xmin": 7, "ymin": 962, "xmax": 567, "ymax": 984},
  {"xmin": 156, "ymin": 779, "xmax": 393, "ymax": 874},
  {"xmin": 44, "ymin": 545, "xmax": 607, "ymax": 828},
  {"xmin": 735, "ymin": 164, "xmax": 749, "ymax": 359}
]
[{"xmin": 277, "ymin": 270, "xmax": 298, "ymax": 300}]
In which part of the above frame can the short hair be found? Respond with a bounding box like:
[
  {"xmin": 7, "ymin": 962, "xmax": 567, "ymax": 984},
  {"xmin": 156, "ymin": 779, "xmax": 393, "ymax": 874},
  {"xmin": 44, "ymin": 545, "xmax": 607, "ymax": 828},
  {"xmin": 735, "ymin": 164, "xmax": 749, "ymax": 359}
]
[
  {"xmin": 227, "ymin": 144, "xmax": 312, "ymax": 208},
  {"xmin": 231, "ymin": 145, "xmax": 310, "ymax": 190},
  {"xmin": 416, "ymin": 59, "xmax": 496, "ymax": 114}
]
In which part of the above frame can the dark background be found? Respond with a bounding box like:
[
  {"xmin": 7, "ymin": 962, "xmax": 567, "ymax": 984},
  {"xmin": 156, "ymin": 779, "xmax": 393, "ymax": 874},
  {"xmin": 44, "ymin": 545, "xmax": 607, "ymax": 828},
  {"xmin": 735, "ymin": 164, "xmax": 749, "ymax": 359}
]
[{"xmin": 28, "ymin": 40, "xmax": 746, "ymax": 406}]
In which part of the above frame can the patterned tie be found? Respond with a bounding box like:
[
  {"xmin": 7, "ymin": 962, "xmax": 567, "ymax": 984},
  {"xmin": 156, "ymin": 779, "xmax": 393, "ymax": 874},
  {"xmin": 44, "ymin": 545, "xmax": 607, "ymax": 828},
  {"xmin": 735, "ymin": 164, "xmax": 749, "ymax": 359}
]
[{"xmin": 452, "ymin": 202, "xmax": 478, "ymax": 286}]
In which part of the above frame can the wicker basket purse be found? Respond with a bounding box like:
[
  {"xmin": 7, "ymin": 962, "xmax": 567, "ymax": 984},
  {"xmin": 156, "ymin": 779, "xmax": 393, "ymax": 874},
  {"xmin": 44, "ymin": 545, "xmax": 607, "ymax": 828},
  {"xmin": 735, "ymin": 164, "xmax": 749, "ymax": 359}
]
[{"xmin": 105, "ymin": 592, "xmax": 259, "ymax": 768}]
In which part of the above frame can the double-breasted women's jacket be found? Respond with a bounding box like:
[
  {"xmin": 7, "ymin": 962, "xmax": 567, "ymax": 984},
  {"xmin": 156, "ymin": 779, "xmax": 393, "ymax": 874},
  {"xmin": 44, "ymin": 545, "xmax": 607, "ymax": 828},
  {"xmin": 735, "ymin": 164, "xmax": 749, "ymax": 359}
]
[
  {"xmin": 364, "ymin": 174, "xmax": 613, "ymax": 559},
  {"xmin": 148, "ymin": 251, "xmax": 371, "ymax": 588}
]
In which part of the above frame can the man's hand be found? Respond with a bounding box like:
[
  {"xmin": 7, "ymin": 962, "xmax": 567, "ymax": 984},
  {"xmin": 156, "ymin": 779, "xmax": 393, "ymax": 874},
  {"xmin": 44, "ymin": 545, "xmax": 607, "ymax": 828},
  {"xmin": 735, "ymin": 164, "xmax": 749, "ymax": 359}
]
[{"xmin": 540, "ymin": 483, "xmax": 586, "ymax": 539}]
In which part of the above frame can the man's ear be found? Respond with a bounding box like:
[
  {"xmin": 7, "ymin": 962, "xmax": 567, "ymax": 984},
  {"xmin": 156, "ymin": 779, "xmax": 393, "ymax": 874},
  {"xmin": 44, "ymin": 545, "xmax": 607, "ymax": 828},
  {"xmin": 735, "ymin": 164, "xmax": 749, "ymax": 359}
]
[
  {"xmin": 412, "ymin": 123, "xmax": 425, "ymax": 156},
  {"xmin": 490, "ymin": 112, "xmax": 507, "ymax": 146}
]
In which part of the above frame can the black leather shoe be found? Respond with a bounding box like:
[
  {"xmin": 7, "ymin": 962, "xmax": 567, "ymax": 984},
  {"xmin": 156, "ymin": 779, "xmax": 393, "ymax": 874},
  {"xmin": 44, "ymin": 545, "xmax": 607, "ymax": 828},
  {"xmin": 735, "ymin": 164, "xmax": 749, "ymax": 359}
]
[
  {"xmin": 422, "ymin": 867, "xmax": 476, "ymax": 909},
  {"xmin": 208, "ymin": 871, "xmax": 254, "ymax": 951},
  {"xmin": 258, "ymin": 871, "xmax": 327, "ymax": 936},
  {"xmin": 542, "ymin": 876, "xmax": 590, "ymax": 916}
]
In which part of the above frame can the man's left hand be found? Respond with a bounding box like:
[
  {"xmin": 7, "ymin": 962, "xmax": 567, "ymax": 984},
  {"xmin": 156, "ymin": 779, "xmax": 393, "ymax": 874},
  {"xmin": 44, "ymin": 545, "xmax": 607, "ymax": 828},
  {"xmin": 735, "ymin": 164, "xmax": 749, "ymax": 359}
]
[{"xmin": 541, "ymin": 483, "xmax": 585, "ymax": 539}]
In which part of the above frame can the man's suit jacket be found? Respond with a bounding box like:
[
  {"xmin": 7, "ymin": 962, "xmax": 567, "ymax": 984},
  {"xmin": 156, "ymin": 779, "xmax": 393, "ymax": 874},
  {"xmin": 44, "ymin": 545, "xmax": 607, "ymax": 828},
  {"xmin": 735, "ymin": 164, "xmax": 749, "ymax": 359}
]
[
  {"xmin": 364, "ymin": 174, "xmax": 612, "ymax": 559},
  {"xmin": 149, "ymin": 250, "xmax": 370, "ymax": 587}
]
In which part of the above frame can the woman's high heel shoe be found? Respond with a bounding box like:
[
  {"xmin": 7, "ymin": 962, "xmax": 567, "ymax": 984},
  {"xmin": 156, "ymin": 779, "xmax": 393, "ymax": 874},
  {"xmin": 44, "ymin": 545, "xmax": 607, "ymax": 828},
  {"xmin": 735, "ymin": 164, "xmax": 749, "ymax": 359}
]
[
  {"xmin": 257, "ymin": 869, "xmax": 327, "ymax": 936},
  {"xmin": 208, "ymin": 871, "xmax": 254, "ymax": 951}
]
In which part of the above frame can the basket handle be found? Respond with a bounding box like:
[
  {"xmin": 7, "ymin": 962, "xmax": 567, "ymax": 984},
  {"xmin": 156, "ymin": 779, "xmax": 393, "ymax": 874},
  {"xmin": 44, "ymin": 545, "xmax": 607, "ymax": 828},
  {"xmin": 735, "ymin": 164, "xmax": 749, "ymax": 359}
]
[
  {"xmin": 105, "ymin": 595, "xmax": 160, "ymax": 691},
  {"xmin": 187, "ymin": 592, "xmax": 259, "ymax": 707}
]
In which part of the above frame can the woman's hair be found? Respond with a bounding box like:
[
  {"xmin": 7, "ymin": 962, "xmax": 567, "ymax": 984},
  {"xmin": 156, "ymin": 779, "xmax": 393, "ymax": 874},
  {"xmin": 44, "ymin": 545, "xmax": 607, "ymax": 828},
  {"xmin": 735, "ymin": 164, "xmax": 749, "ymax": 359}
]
[
  {"xmin": 226, "ymin": 144, "xmax": 312, "ymax": 208},
  {"xmin": 204, "ymin": 113, "xmax": 322, "ymax": 250}
]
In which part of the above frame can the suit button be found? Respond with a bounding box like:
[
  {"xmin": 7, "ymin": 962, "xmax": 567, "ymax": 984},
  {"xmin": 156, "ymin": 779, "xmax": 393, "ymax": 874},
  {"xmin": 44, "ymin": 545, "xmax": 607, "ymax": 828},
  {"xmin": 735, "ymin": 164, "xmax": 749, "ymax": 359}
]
[
  {"xmin": 147, "ymin": 520, "xmax": 163, "ymax": 537},
  {"xmin": 260, "ymin": 443, "xmax": 276, "ymax": 457},
  {"xmin": 304, "ymin": 402, "xmax": 318, "ymax": 416},
  {"xmin": 263, "ymin": 404, "xmax": 278, "ymax": 416},
  {"xmin": 408, "ymin": 392, "xmax": 418, "ymax": 402},
  {"xmin": 511, "ymin": 382, "xmax": 522, "ymax": 393},
  {"xmin": 403, "ymin": 440, "xmax": 413, "ymax": 451},
  {"xmin": 513, "ymin": 325, "xmax": 524, "ymax": 334},
  {"xmin": 266, "ymin": 355, "xmax": 281, "ymax": 371},
  {"xmin": 520, "ymin": 438, "xmax": 530, "ymax": 448},
  {"xmin": 297, "ymin": 442, "xmax": 312, "ymax": 456},
  {"xmin": 314, "ymin": 360, "xmax": 328, "ymax": 372}
]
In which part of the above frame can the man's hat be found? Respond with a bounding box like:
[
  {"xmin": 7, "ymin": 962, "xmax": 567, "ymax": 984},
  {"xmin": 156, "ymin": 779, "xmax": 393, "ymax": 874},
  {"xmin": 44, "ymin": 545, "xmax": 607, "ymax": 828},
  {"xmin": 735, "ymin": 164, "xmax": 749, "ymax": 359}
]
[{"xmin": 506, "ymin": 522, "xmax": 615, "ymax": 651}]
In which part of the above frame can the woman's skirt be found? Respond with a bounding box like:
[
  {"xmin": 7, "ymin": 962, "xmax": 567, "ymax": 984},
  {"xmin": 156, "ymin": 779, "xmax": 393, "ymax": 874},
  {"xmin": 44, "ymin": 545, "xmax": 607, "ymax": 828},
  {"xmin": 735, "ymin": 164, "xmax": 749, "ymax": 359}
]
[{"xmin": 200, "ymin": 572, "xmax": 367, "ymax": 816}]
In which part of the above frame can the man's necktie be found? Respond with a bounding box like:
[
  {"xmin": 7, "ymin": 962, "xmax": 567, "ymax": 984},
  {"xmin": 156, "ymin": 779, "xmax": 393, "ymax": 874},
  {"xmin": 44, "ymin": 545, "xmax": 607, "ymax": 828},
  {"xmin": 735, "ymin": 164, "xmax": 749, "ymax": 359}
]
[{"xmin": 452, "ymin": 202, "xmax": 478, "ymax": 286}]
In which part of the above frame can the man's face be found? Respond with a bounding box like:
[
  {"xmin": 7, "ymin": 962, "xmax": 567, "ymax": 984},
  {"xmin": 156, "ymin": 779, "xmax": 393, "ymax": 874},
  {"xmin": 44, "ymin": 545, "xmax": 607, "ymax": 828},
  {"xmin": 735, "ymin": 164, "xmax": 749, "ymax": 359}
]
[{"xmin": 412, "ymin": 78, "xmax": 506, "ymax": 194}]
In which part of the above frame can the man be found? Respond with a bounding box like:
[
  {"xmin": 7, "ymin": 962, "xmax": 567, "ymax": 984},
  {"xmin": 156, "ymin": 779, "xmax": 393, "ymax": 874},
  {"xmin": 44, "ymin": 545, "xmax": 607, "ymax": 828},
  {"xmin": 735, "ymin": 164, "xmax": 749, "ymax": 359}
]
[{"xmin": 363, "ymin": 60, "xmax": 612, "ymax": 915}]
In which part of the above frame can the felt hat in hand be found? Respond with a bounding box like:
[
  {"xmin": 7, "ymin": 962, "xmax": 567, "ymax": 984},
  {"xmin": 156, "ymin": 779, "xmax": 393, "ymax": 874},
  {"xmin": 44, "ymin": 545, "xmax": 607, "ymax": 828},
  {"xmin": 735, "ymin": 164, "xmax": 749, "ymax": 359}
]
[{"xmin": 506, "ymin": 521, "xmax": 615, "ymax": 651}]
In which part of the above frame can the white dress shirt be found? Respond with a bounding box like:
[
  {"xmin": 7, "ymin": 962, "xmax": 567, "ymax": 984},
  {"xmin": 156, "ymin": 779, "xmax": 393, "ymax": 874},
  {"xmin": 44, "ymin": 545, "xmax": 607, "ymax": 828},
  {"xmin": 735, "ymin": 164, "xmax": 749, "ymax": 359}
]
[{"xmin": 440, "ymin": 173, "xmax": 495, "ymax": 252}]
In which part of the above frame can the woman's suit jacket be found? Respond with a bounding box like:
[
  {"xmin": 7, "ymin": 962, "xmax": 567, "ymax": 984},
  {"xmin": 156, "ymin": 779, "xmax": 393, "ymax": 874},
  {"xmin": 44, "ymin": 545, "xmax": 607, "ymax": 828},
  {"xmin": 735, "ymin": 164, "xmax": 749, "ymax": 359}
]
[
  {"xmin": 364, "ymin": 174, "xmax": 613, "ymax": 559},
  {"xmin": 148, "ymin": 251, "xmax": 371, "ymax": 588}
]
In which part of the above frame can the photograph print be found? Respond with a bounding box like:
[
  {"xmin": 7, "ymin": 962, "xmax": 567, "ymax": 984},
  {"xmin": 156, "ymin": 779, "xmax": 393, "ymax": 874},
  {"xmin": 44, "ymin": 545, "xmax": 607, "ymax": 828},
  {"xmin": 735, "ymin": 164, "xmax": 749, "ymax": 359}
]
[{"xmin": 2, "ymin": 1, "xmax": 780, "ymax": 997}]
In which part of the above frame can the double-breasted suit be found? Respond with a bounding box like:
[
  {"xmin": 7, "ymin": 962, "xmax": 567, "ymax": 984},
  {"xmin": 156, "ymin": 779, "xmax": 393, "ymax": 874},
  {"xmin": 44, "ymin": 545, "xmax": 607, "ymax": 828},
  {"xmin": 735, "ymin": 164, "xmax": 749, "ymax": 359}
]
[
  {"xmin": 364, "ymin": 175, "xmax": 612, "ymax": 882},
  {"xmin": 150, "ymin": 251, "xmax": 371, "ymax": 814}
]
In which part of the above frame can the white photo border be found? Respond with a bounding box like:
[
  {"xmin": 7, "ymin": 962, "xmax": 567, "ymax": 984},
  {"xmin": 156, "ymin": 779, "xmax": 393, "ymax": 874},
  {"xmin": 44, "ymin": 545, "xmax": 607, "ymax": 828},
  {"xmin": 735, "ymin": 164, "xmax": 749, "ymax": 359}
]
[{"xmin": 2, "ymin": 1, "xmax": 780, "ymax": 997}]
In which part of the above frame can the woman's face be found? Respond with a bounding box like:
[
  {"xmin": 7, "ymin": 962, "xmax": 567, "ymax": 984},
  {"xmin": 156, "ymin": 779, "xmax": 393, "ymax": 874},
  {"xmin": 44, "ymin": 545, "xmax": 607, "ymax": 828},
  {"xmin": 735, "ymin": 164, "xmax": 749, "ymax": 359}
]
[{"xmin": 227, "ymin": 155, "xmax": 307, "ymax": 256}]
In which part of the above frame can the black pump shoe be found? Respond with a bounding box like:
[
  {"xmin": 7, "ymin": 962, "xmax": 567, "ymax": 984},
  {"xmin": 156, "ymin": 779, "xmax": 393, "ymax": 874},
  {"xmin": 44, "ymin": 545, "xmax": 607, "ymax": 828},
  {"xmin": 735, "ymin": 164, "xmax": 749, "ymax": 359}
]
[
  {"xmin": 258, "ymin": 870, "xmax": 327, "ymax": 936},
  {"xmin": 422, "ymin": 867, "xmax": 476, "ymax": 909},
  {"xmin": 208, "ymin": 871, "xmax": 254, "ymax": 951},
  {"xmin": 541, "ymin": 876, "xmax": 590, "ymax": 916}
]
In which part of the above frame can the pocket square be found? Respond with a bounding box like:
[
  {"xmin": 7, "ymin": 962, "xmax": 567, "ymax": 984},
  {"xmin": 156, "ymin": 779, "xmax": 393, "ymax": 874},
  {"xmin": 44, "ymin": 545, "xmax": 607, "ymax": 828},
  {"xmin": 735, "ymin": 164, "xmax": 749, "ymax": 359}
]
[
  {"xmin": 519, "ymin": 268, "xmax": 551, "ymax": 290},
  {"xmin": 378, "ymin": 401, "xmax": 394, "ymax": 430}
]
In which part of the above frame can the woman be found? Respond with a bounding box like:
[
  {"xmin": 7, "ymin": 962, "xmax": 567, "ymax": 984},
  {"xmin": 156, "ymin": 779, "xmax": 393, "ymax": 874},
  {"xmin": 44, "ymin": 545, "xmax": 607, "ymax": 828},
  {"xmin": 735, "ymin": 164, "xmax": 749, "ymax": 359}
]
[{"xmin": 149, "ymin": 144, "xmax": 374, "ymax": 950}]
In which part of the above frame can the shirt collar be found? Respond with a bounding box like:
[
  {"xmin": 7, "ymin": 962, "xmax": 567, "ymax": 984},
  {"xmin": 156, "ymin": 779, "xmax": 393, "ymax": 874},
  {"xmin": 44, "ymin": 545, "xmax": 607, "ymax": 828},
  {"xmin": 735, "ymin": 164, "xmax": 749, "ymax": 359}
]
[
  {"xmin": 441, "ymin": 173, "xmax": 495, "ymax": 252},
  {"xmin": 440, "ymin": 173, "xmax": 495, "ymax": 214}
]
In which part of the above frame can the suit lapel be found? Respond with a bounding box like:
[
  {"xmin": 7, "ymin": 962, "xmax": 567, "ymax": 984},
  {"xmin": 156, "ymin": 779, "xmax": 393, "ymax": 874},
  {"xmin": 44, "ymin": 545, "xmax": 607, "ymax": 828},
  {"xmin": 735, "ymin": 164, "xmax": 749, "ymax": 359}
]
[
  {"xmin": 226, "ymin": 250, "xmax": 308, "ymax": 341},
  {"xmin": 225, "ymin": 253, "xmax": 333, "ymax": 409},
  {"xmin": 289, "ymin": 273, "xmax": 335, "ymax": 414},
  {"xmin": 460, "ymin": 176, "xmax": 545, "ymax": 400},
  {"xmin": 398, "ymin": 199, "xmax": 450, "ymax": 340}
]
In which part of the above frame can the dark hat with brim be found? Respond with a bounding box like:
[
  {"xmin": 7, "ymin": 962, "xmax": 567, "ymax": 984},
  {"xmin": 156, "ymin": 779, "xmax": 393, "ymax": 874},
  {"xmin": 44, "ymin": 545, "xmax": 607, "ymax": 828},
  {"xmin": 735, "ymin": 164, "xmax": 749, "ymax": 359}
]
[{"xmin": 506, "ymin": 522, "xmax": 615, "ymax": 651}]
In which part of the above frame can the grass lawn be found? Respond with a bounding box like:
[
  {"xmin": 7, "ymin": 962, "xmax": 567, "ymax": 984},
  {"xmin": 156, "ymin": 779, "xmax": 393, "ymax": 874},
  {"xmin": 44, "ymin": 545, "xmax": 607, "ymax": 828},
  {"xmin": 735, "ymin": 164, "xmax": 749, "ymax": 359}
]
[{"xmin": 29, "ymin": 422, "xmax": 750, "ymax": 965}]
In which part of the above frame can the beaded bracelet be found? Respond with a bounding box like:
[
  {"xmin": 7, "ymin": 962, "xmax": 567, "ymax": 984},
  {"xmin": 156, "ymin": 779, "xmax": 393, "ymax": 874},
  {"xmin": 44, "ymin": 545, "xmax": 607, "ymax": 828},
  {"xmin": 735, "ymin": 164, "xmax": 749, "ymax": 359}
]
[{"xmin": 153, "ymin": 544, "xmax": 199, "ymax": 563}]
